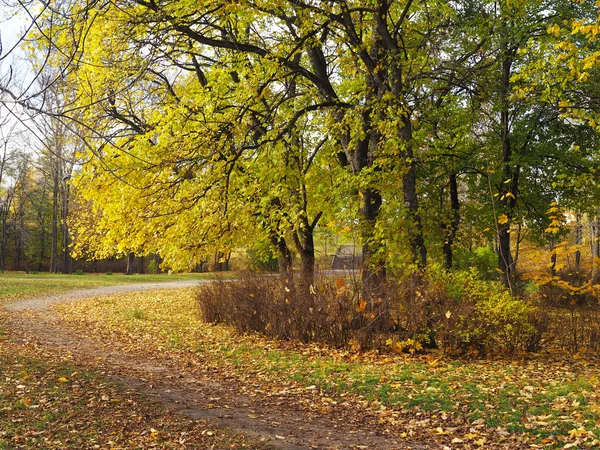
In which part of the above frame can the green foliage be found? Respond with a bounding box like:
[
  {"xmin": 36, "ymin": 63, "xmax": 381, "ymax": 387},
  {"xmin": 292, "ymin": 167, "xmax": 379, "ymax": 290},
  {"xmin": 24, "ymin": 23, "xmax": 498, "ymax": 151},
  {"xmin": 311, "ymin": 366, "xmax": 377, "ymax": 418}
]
[
  {"xmin": 393, "ymin": 265, "xmax": 546, "ymax": 354},
  {"xmin": 454, "ymin": 246, "xmax": 498, "ymax": 279},
  {"xmin": 245, "ymin": 242, "xmax": 279, "ymax": 273},
  {"xmin": 73, "ymin": 269, "xmax": 84, "ymax": 275},
  {"xmin": 147, "ymin": 260, "xmax": 158, "ymax": 274}
]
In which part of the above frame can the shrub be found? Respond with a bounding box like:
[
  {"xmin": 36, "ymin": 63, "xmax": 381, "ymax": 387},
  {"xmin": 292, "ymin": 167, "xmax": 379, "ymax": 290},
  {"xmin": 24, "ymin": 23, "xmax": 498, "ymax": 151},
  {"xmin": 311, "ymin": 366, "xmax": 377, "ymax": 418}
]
[
  {"xmin": 148, "ymin": 260, "xmax": 159, "ymax": 274},
  {"xmin": 197, "ymin": 272, "xmax": 359, "ymax": 347},
  {"xmin": 106, "ymin": 271, "xmax": 113, "ymax": 275},
  {"xmin": 73, "ymin": 269, "xmax": 85, "ymax": 275},
  {"xmin": 454, "ymin": 245, "xmax": 498, "ymax": 279},
  {"xmin": 389, "ymin": 265, "xmax": 546, "ymax": 354},
  {"xmin": 199, "ymin": 267, "xmax": 546, "ymax": 354}
]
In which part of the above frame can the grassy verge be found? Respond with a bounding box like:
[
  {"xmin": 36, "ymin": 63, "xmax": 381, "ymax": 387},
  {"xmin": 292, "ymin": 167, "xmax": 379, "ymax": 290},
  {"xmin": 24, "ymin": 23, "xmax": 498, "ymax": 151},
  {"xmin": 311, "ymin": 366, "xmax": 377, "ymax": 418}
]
[
  {"xmin": 0, "ymin": 271, "xmax": 218, "ymax": 304},
  {"xmin": 57, "ymin": 289, "xmax": 600, "ymax": 449}
]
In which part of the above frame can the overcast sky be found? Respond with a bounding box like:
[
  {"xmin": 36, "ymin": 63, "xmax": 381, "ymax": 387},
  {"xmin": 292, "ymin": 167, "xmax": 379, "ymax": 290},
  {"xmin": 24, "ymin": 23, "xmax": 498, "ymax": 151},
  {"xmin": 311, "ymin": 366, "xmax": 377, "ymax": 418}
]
[
  {"xmin": 1, "ymin": 7, "xmax": 37, "ymax": 155},
  {"xmin": 1, "ymin": 5, "xmax": 31, "ymax": 75}
]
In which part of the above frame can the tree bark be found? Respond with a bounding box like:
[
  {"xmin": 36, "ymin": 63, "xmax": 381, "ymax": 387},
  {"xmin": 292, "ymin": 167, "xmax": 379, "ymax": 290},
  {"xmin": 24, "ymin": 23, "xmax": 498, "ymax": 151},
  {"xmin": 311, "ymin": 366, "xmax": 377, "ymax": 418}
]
[
  {"xmin": 549, "ymin": 238, "xmax": 557, "ymax": 277},
  {"xmin": 575, "ymin": 212, "xmax": 582, "ymax": 269},
  {"xmin": 126, "ymin": 252, "xmax": 135, "ymax": 275},
  {"xmin": 400, "ymin": 117, "xmax": 427, "ymax": 269},
  {"xmin": 271, "ymin": 234, "xmax": 293, "ymax": 280},
  {"xmin": 61, "ymin": 178, "xmax": 71, "ymax": 274},
  {"xmin": 443, "ymin": 172, "xmax": 460, "ymax": 270},
  {"xmin": 51, "ymin": 154, "xmax": 60, "ymax": 273},
  {"xmin": 497, "ymin": 40, "xmax": 518, "ymax": 291}
]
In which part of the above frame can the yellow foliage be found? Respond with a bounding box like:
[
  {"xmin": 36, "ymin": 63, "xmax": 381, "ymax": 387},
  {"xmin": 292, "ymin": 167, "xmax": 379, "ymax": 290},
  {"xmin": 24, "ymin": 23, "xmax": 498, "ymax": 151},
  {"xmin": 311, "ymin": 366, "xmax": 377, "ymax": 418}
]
[{"xmin": 498, "ymin": 214, "xmax": 509, "ymax": 225}]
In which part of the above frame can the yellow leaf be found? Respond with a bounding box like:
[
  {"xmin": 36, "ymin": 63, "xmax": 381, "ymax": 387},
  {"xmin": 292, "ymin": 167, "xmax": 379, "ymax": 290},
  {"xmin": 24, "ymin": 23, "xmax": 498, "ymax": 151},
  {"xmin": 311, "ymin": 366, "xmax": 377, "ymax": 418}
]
[
  {"xmin": 356, "ymin": 300, "xmax": 367, "ymax": 313},
  {"xmin": 57, "ymin": 377, "xmax": 69, "ymax": 383},
  {"xmin": 498, "ymin": 214, "xmax": 509, "ymax": 225}
]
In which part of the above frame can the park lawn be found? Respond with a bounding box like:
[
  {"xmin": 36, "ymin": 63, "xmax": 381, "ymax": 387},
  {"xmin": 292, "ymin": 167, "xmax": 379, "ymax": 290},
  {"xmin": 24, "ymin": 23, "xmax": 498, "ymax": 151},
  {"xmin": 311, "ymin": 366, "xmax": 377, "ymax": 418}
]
[
  {"xmin": 57, "ymin": 288, "xmax": 600, "ymax": 449},
  {"xmin": 0, "ymin": 272, "xmax": 215, "ymax": 304},
  {"xmin": 0, "ymin": 313, "xmax": 263, "ymax": 450}
]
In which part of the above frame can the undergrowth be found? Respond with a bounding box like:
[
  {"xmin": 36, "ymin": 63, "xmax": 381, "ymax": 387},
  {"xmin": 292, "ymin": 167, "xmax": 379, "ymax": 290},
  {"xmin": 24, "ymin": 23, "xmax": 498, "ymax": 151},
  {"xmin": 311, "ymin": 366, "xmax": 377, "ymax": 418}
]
[{"xmin": 197, "ymin": 267, "xmax": 546, "ymax": 354}]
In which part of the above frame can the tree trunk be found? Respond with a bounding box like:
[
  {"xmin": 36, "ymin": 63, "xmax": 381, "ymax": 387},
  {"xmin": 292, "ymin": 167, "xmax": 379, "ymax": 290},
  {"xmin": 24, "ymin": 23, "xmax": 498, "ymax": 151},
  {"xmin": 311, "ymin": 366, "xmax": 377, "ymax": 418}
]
[
  {"xmin": 549, "ymin": 238, "xmax": 557, "ymax": 277},
  {"xmin": 292, "ymin": 213, "xmax": 322, "ymax": 293},
  {"xmin": 61, "ymin": 178, "xmax": 71, "ymax": 274},
  {"xmin": 575, "ymin": 212, "xmax": 582, "ymax": 269},
  {"xmin": 213, "ymin": 251, "xmax": 230, "ymax": 272},
  {"xmin": 443, "ymin": 172, "xmax": 460, "ymax": 270},
  {"xmin": 0, "ymin": 216, "xmax": 6, "ymax": 272},
  {"xmin": 126, "ymin": 252, "xmax": 135, "ymax": 275},
  {"xmin": 39, "ymin": 221, "xmax": 46, "ymax": 272},
  {"xmin": 497, "ymin": 45, "xmax": 518, "ymax": 292},
  {"xmin": 595, "ymin": 216, "xmax": 600, "ymax": 284},
  {"xmin": 271, "ymin": 234, "xmax": 293, "ymax": 280},
  {"xmin": 591, "ymin": 217, "xmax": 597, "ymax": 283},
  {"xmin": 51, "ymin": 161, "xmax": 60, "ymax": 273},
  {"xmin": 401, "ymin": 117, "xmax": 427, "ymax": 269}
]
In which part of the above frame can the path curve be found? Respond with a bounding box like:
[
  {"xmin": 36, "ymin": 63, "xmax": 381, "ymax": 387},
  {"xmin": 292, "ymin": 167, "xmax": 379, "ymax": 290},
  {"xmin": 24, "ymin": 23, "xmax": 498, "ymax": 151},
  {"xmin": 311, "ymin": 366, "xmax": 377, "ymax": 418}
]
[
  {"xmin": 4, "ymin": 280, "xmax": 209, "ymax": 311},
  {"xmin": 4, "ymin": 281, "xmax": 432, "ymax": 450}
]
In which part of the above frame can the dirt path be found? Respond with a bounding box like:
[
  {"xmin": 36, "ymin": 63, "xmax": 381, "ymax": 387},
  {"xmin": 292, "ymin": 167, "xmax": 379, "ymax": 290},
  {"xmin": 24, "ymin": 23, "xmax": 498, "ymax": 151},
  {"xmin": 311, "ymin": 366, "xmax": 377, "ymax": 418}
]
[
  {"xmin": 3, "ymin": 280, "xmax": 209, "ymax": 311},
  {"xmin": 4, "ymin": 284, "xmax": 430, "ymax": 450}
]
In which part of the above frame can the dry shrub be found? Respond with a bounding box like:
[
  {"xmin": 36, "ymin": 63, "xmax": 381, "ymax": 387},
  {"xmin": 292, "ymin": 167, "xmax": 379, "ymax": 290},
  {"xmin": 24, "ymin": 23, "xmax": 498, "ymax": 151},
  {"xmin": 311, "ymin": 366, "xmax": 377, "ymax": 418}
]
[
  {"xmin": 198, "ymin": 268, "xmax": 548, "ymax": 354},
  {"xmin": 197, "ymin": 272, "xmax": 359, "ymax": 347},
  {"xmin": 544, "ymin": 305, "xmax": 600, "ymax": 353},
  {"xmin": 530, "ymin": 280, "xmax": 600, "ymax": 353}
]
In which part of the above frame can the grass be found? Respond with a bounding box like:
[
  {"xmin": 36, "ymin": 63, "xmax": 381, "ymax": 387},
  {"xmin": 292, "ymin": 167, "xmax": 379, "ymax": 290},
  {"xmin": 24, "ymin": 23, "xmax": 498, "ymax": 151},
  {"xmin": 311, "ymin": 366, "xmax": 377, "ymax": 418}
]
[
  {"xmin": 57, "ymin": 288, "xmax": 600, "ymax": 448},
  {"xmin": 0, "ymin": 271, "xmax": 219, "ymax": 305}
]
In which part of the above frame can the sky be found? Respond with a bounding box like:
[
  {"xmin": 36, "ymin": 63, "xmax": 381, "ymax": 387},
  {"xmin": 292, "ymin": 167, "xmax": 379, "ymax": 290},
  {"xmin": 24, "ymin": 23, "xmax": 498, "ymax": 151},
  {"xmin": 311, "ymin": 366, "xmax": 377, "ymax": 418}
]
[
  {"xmin": 1, "ymin": 5, "xmax": 31, "ymax": 82},
  {"xmin": 0, "ymin": 5, "xmax": 36, "ymax": 152}
]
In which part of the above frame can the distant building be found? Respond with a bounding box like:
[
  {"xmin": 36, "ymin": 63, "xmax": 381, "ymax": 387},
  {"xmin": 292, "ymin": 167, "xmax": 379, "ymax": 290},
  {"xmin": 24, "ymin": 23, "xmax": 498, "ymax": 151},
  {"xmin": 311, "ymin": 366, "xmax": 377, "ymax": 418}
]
[{"xmin": 331, "ymin": 244, "xmax": 362, "ymax": 270}]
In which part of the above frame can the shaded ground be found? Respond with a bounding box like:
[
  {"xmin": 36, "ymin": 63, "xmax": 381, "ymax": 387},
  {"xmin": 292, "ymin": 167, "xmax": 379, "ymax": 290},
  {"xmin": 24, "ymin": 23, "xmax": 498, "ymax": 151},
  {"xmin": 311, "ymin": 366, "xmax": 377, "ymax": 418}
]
[{"xmin": 3, "ymin": 283, "xmax": 428, "ymax": 450}]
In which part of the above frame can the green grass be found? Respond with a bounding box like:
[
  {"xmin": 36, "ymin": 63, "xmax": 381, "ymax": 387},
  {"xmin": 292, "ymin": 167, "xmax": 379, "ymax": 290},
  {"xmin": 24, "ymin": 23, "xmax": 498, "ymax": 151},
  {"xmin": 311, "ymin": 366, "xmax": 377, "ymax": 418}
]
[
  {"xmin": 57, "ymin": 288, "xmax": 600, "ymax": 448},
  {"xmin": 0, "ymin": 271, "xmax": 218, "ymax": 304}
]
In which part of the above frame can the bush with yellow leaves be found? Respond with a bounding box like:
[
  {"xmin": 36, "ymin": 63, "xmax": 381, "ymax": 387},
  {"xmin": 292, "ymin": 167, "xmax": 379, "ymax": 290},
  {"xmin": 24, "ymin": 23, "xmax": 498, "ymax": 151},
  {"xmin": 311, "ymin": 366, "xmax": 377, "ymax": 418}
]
[{"xmin": 390, "ymin": 265, "xmax": 547, "ymax": 354}]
